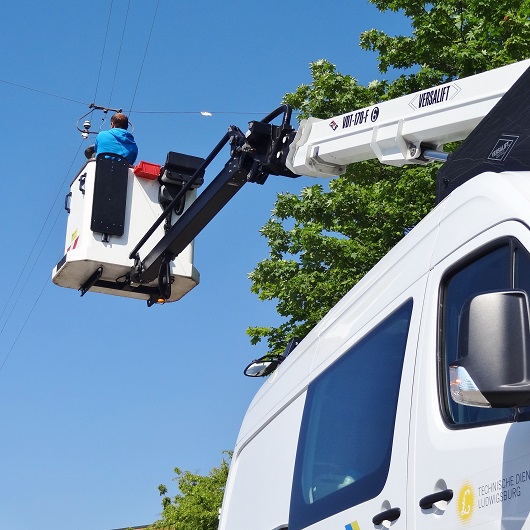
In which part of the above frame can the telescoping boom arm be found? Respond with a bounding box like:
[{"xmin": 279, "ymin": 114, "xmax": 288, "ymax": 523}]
[
  {"xmin": 285, "ymin": 59, "xmax": 530, "ymax": 178},
  {"xmin": 131, "ymin": 58, "xmax": 530, "ymax": 302}
]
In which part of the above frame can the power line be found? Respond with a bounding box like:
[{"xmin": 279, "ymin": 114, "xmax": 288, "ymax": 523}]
[
  {"xmin": 0, "ymin": 141, "xmax": 85, "ymax": 372},
  {"xmin": 0, "ymin": 77, "xmax": 273, "ymax": 116},
  {"xmin": 132, "ymin": 110, "xmax": 271, "ymax": 115},
  {"xmin": 93, "ymin": 0, "xmax": 114, "ymax": 103},
  {"xmin": 0, "ymin": 262, "xmax": 51, "ymax": 372},
  {"xmin": 0, "ymin": 139, "xmax": 84, "ymax": 336},
  {"xmin": 128, "ymin": 0, "xmax": 160, "ymax": 116},
  {"xmin": 108, "ymin": 0, "xmax": 131, "ymax": 108},
  {"xmin": 0, "ymin": 79, "xmax": 89, "ymax": 105}
]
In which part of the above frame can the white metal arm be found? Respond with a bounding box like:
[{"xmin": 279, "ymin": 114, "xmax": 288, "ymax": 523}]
[{"xmin": 286, "ymin": 59, "xmax": 530, "ymax": 178}]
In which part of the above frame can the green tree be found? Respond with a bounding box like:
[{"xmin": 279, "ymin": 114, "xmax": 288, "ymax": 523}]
[
  {"xmin": 247, "ymin": 0, "xmax": 530, "ymax": 355},
  {"xmin": 149, "ymin": 454, "xmax": 230, "ymax": 530},
  {"xmin": 362, "ymin": 0, "xmax": 530, "ymax": 97}
]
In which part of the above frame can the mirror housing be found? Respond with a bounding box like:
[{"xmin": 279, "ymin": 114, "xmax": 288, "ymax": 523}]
[
  {"xmin": 244, "ymin": 355, "xmax": 284, "ymax": 377},
  {"xmin": 450, "ymin": 290, "xmax": 530, "ymax": 408},
  {"xmin": 243, "ymin": 338, "xmax": 300, "ymax": 378}
]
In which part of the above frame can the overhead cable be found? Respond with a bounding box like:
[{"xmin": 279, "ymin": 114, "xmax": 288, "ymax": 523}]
[
  {"xmin": 128, "ymin": 0, "xmax": 161, "ymax": 116},
  {"xmin": 0, "ymin": 78, "xmax": 272, "ymax": 116},
  {"xmin": 0, "ymin": 141, "xmax": 85, "ymax": 372},
  {"xmin": 0, "ymin": 79, "xmax": 89, "ymax": 105},
  {"xmin": 93, "ymin": 0, "xmax": 114, "ymax": 103},
  {"xmin": 108, "ymin": 0, "xmax": 131, "ymax": 108}
]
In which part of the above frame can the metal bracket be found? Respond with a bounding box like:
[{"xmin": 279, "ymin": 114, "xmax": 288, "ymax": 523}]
[{"xmin": 79, "ymin": 266, "xmax": 103, "ymax": 297}]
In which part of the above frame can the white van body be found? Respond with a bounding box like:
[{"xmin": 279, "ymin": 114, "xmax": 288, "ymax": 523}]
[{"xmin": 219, "ymin": 170, "xmax": 530, "ymax": 530}]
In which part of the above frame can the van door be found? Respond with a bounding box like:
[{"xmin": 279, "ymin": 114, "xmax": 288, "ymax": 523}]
[
  {"xmin": 410, "ymin": 222, "xmax": 530, "ymax": 530},
  {"xmin": 288, "ymin": 278, "xmax": 426, "ymax": 530}
]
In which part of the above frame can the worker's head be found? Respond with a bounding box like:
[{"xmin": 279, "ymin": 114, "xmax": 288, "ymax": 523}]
[{"xmin": 110, "ymin": 113, "xmax": 129, "ymax": 130}]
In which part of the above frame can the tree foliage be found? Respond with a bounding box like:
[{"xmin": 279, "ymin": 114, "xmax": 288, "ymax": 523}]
[
  {"xmin": 247, "ymin": 0, "xmax": 530, "ymax": 355},
  {"xmin": 362, "ymin": 0, "xmax": 530, "ymax": 96},
  {"xmin": 362, "ymin": 0, "xmax": 530, "ymax": 124},
  {"xmin": 149, "ymin": 454, "xmax": 230, "ymax": 530}
]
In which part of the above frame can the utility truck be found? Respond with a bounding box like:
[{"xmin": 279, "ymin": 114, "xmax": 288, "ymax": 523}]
[{"xmin": 54, "ymin": 59, "xmax": 530, "ymax": 529}]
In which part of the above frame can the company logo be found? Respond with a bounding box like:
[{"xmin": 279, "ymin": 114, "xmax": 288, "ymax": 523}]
[
  {"xmin": 487, "ymin": 135, "xmax": 519, "ymax": 162},
  {"xmin": 457, "ymin": 482, "xmax": 475, "ymax": 523},
  {"xmin": 329, "ymin": 120, "xmax": 338, "ymax": 131},
  {"xmin": 409, "ymin": 83, "xmax": 461, "ymax": 110},
  {"xmin": 345, "ymin": 521, "xmax": 360, "ymax": 530}
]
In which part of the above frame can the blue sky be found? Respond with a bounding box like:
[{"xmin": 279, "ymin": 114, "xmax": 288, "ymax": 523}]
[{"xmin": 0, "ymin": 2, "xmax": 410, "ymax": 529}]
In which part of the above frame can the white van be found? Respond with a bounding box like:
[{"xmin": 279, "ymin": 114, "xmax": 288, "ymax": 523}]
[
  {"xmin": 218, "ymin": 170, "xmax": 530, "ymax": 530},
  {"xmin": 218, "ymin": 62, "xmax": 530, "ymax": 530}
]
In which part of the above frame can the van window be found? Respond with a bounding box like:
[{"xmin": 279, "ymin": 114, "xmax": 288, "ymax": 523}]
[
  {"xmin": 440, "ymin": 239, "xmax": 530, "ymax": 426},
  {"xmin": 289, "ymin": 301, "xmax": 413, "ymax": 530}
]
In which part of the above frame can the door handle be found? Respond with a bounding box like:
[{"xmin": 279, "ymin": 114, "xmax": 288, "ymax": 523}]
[
  {"xmin": 372, "ymin": 507, "xmax": 401, "ymax": 526},
  {"xmin": 419, "ymin": 489, "xmax": 453, "ymax": 510}
]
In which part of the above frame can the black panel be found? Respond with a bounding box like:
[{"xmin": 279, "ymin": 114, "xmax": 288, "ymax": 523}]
[
  {"xmin": 91, "ymin": 153, "xmax": 129, "ymax": 236},
  {"xmin": 161, "ymin": 151, "xmax": 205, "ymax": 188},
  {"xmin": 436, "ymin": 64, "xmax": 530, "ymax": 203}
]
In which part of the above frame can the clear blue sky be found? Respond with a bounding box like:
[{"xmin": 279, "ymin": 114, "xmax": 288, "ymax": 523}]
[{"xmin": 0, "ymin": 2, "xmax": 410, "ymax": 529}]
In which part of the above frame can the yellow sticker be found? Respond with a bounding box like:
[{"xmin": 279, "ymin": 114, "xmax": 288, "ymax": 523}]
[
  {"xmin": 345, "ymin": 521, "xmax": 360, "ymax": 530},
  {"xmin": 457, "ymin": 482, "xmax": 475, "ymax": 523},
  {"xmin": 71, "ymin": 229, "xmax": 78, "ymax": 242}
]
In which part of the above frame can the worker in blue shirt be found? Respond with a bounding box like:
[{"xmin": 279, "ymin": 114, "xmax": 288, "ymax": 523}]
[{"xmin": 94, "ymin": 112, "xmax": 138, "ymax": 165}]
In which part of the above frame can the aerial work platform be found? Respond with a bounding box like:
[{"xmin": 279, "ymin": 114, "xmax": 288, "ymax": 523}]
[
  {"xmin": 52, "ymin": 153, "xmax": 202, "ymax": 304},
  {"xmin": 53, "ymin": 59, "xmax": 530, "ymax": 306}
]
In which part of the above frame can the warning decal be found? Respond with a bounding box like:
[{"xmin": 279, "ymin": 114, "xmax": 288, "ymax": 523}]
[{"xmin": 67, "ymin": 229, "xmax": 79, "ymax": 252}]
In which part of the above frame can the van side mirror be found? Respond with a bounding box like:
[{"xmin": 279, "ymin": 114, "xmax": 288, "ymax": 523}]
[
  {"xmin": 450, "ymin": 290, "xmax": 530, "ymax": 408},
  {"xmin": 243, "ymin": 355, "xmax": 284, "ymax": 377},
  {"xmin": 243, "ymin": 338, "xmax": 301, "ymax": 378}
]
